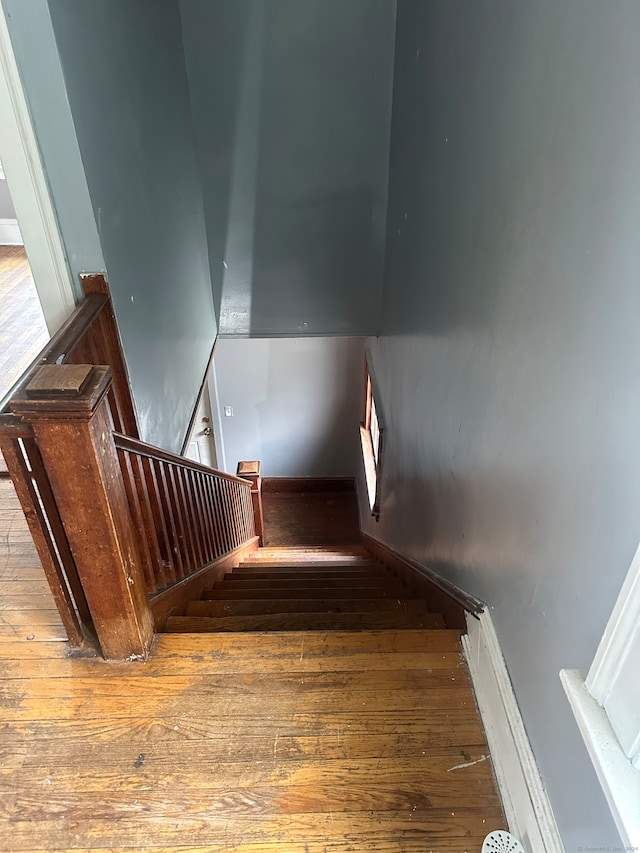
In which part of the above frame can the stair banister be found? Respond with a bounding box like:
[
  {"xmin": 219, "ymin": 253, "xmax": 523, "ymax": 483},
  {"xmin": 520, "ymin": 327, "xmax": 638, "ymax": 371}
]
[{"xmin": 10, "ymin": 364, "xmax": 154, "ymax": 660}]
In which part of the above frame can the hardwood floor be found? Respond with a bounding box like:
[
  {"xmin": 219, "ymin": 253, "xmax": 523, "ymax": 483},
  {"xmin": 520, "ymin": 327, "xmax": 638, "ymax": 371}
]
[
  {"xmin": 0, "ymin": 246, "xmax": 48, "ymax": 401},
  {"xmin": 0, "ymin": 246, "xmax": 49, "ymax": 476},
  {"xmin": 262, "ymin": 480, "xmax": 360, "ymax": 546},
  {"xmin": 0, "ymin": 478, "xmax": 506, "ymax": 851}
]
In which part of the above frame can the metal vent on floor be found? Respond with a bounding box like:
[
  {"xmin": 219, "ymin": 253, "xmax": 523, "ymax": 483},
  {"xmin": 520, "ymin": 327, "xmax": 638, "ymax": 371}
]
[{"xmin": 482, "ymin": 830, "xmax": 526, "ymax": 853}]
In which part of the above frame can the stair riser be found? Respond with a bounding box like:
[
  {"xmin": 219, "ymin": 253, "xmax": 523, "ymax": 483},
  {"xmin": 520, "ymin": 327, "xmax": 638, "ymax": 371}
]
[
  {"xmin": 225, "ymin": 571, "xmax": 384, "ymax": 581},
  {"xmin": 186, "ymin": 599, "xmax": 433, "ymax": 617},
  {"xmin": 212, "ymin": 578, "xmax": 401, "ymax": 591},
  {"xmin": 203, "ymin": 587, "xmax": 415, "ymax": 600},
  {"xmin": 166, "ymin": 612, "xmax": 445, "ymax": 632},
  {"xmin": 238, "ymin": 557, "xmax": 372, "ymax": 569}
]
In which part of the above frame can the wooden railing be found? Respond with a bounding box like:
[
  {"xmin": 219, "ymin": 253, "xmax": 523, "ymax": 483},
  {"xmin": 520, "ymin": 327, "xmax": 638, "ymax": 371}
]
[
  {"xmin": 114, "ymin": 434, "xmax": 255, "ymax": 596},
  {"xmin": 2, "ymin": 275, "xmax": 259, "ymax": 659},
  {"xmin": 0, "ymin": 275, "xmax": 138, "ymax": 649}
]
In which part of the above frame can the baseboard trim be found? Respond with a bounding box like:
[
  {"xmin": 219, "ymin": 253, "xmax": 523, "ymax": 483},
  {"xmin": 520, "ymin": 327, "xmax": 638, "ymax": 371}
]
[
  {"xmin": 462, "ymin": 609, "xmax": 564, "ymax": 853},
  {"xmin": 0, "ymin": 218, "xmax": 22, "ymax": 244},
  {"xmin": 361, "ymin": 533, "xmax": 482, "ymax": 629}
]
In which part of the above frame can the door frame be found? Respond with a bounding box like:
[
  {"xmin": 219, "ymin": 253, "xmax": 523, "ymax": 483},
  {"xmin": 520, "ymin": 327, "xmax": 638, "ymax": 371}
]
[{"xmin": 0, "ymin": 5, "xmax": 76, "ymax": 334}]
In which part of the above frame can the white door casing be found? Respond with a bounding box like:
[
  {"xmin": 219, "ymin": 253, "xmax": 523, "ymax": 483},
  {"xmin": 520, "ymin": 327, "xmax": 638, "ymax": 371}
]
[
  {"xmin": 0, "ymin": 5, "xmax": 76, "ymax": 334},
  {"xmin": 560, "ymin": 540, "xmax": 640, "ymax": 846}
]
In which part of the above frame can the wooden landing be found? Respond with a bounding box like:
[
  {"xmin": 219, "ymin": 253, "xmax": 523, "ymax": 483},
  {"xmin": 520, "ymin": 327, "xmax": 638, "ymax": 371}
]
[
  {"xmin": 261, "ymin": 479, "xmax": 360, "ymax": 546},
  {"xmin": 0, "ymin": 478, "xmax": 506, "ymax": 850}
]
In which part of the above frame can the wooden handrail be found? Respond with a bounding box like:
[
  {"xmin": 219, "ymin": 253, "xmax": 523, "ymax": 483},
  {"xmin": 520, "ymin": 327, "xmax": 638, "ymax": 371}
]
[
  {"xmin": 0, "ymin": 293, "xmax": 106, "ymax": 427},
  {"xmin": 113, "ymin": 433, "xmax": 251, "ymax": 487}
]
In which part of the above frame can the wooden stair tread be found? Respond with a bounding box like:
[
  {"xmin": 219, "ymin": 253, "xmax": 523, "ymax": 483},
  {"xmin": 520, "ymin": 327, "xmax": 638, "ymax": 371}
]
[
  {"xmin": 224, "ymin": 569, "xmax": 384, "ymax": 581},
  {"xmin": 203, "ymin": 586, "xmax": 414, "ymax": 600},
  {"xmin": 252, "ymin": 550, "xmax": 366, "ymax": 558},
  {"xmin": 213, "ymin": 577, "xmax": 396, "ymax": 591},
  {"xmin": 166, "ymin": 611, "xmax": 445, "ymax": 632},
  {"xmin": 164, "ymin": 535, "xmax": 443, "ymax": 635},
  {"xmin": 156, "ymin": 628, "xmax": 464, "ymax": 655},
  {"xmin": 186, "ymin": 598, "xmax": 433, "ymax": 617},
  {"xmin": 240, "ymin": 558, "xmax": 374, "ymax": 568}
]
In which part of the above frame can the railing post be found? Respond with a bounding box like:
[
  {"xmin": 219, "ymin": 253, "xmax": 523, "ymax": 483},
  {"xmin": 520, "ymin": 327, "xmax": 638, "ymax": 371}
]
[
  {"xmin": 237, "ymin": 460, "xmax": 264, "ymax": 546},
  {"xmin": 11, "ymin": 364, "xmax": 154, "ymax": 660}
]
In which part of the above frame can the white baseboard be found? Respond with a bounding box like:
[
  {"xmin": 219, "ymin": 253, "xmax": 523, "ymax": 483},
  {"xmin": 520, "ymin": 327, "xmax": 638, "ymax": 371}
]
[
  {"xmin": 0, "ymin": 217, "xmax": 22, "ymax": 244},
  {"xmin": 462, "ymin": 610, "xmax": 564, "ymax": 853}
]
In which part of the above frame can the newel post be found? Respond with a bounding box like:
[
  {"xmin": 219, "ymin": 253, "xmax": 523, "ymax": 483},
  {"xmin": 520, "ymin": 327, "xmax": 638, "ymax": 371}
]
[
  {"xmin": 11, "ymin": 364, "xmax": 154, "ymax": 660},
  {"xmin": 237, "ymin": 460, "xmax": 264, "ymax": 545}
]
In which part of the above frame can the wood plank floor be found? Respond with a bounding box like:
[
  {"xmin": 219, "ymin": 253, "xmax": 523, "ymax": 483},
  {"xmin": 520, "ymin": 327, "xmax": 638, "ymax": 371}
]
[
  {"xmin": 0, "ymin": 245, "xmax": 49, "ymax": 476},
  {"xmin": 0, "ymin": 478, "xmax": 506, "ymax": 851},
  {"xmin": 0, "ymin": 245, "xmax": 48, "ymax": 401},
  {"xmin": 262, "ymin": 486, "xmax": 360, "ymax": 547}
]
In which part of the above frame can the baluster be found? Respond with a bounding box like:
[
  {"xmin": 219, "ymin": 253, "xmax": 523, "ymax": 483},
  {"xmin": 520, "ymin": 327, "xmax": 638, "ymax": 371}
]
[
  {"xmin": 221, "ymin": 479, "xmax": 234, "ymax": 552},
  {"xmin": 157, "ymin": 461, "xmax": 185, "ymax": 579},
  {"xmin": 117, "ymin": 449, "xmax": 156, "ymax": 594},
  {"xmin": 205, "ymin": 475, "xmax": 224, "ymax": 559},
  {"xmin": 0, "ymin": 437, "xmax": 87, "ymax": 646},
  {"xmin": 184, "ymin": 469, "xmax": 207, "ymax": 566},
  {"xmin": 141, "ymin": 457, "xmax": 175, "ymax": 585},
  {"xmin": 130, "ymin": 454, "xmax": 167, "ymax": 589},
  {"xmin": 167, "ymin": 464, "xmax": 192, "ymax": 574}
]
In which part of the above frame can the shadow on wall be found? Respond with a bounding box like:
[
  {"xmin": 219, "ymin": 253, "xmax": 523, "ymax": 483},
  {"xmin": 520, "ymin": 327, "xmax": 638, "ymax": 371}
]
[
  {"xmin": 180, "ymin": 0, "xmax": 396, "ymax": 338},
  {"xmin": 179, "ymin": 0, "xmax": 253, "ymax": 326}
]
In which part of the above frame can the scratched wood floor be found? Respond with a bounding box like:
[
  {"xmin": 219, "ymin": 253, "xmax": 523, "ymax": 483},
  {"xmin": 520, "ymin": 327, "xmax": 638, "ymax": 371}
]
[{"xmin": 0, "ymin": 478, "xmax": 506, "ymax": 851}]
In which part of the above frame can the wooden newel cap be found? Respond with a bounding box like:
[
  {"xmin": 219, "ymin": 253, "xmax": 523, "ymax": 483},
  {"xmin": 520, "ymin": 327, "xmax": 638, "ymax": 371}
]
[
  {"xmin": 26, "ymin": 364, "xmax": 93, "ymax": 397},
  {"xmin": 10, "ymin": 365, "xmax": 113, "ymax": 419},
  {"xmin": 237, "ymin": 460, "xmax": 261, "ymax": 477}
]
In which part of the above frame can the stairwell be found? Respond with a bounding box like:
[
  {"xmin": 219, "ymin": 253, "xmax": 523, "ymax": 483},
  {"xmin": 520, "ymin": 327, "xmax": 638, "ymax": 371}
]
[
  {"xmin": 148, "ymin": 479, "xmax": 507, "ymax": 846},
  {"xmin": 166, "ymin": 545, "xmax": 446, "ymax": 633},
  {"xmin": 0, "ymin": 279, "xmax": 507, "ymax": 847}
]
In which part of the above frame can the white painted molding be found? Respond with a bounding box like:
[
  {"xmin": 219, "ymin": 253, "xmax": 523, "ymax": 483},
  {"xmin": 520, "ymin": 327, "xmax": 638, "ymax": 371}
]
[
  {"xmin": 0, "ymin": 217, "xmax": 22, "ymax": 244},
  {"xmin": 208, "ymin": 359, "xmax": 227, "ymax": 473},
  {"xmin": 462, "ymin": 610, "xmax": 564, "ymax": 853},
  {"xmin": 561, "ymin": 669, "xmax": 640, "ymax": 847},
  {"xmin": 0, "ymin": 6, "xmax": 76, "ymax": 333},
  {"xmin": 587, "ymin": 540, "xmax": 640, "ymax": 707}
]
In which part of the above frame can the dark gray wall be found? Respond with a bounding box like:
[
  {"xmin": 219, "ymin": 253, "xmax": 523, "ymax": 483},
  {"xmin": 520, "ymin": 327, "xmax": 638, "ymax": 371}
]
[
  {"xmin": 179, "ymin": 0, "xmax": 396, "ymax": 337},
  {"xmin": 361, "ymin": 1, "xmax": 640, "ymax": 848},
  {"xmin": 45, "ymin": 0, "xmax": 217, "ymax": 452},
  {"xmin": 2, "ymin": 0, "xmax": 105, "ymax": 295},
  {"xmin": 0, "ymin": 178, "xmax": 16, "ymax": 219},
  {"xmin": 214, "ymin": 337, "xmax": 364, "ymax": 477}
]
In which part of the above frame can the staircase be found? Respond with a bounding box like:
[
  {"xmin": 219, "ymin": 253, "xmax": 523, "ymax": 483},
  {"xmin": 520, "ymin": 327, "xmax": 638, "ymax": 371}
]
[{"xmin": 165, "ymin": 545, "xmax": 446, "ymax": 633}]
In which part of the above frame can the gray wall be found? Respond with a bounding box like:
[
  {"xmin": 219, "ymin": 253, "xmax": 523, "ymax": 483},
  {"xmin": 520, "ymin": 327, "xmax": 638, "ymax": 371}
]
[
  {"xmin": 179, "ymin": 0, "xmax": 396, "ymax": 337},
  {"xmin": 362, "ymin": 1, "xmax": 640, "ymax": 848},
  {"xmin": 214, "ymin": 337, "xmax": 364, "ymax": 477},
  {"xmin": 0, "ymin": 178, "xmax": 16, "ymax": 219},
  {"xmin": 2, "ymin": 0, "xmax": 105, "ymax": 296},
  {"xmin": 44, "ymin": 0, "xmax": 217, "ymax": 453}
]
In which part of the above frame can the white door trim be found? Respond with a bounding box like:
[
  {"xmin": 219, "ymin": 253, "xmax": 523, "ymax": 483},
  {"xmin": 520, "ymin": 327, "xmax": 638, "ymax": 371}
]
[
  {"xmin": 0, "ymin": 6, "xmax": 76, "ymax": 333},
  {"xmin": 560, "ymin": 669, "xmax": 640, "ymax": 846},
  {"xmin": 586, "ymin": 541, "xmax": 640, "ymax": 714},
  {"xmin": 559, "ymin": 540, "xmax": 640, "ymax": 846},
  {"xmin": 0, "ymin": 217, "xmax": 21, "ymax": 244}
]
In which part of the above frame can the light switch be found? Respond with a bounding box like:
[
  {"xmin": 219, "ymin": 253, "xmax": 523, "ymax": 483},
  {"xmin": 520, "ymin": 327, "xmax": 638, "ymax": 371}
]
[{"xmin": 224, "ymin": 406, "xmax": 233, "ymax": 417}]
